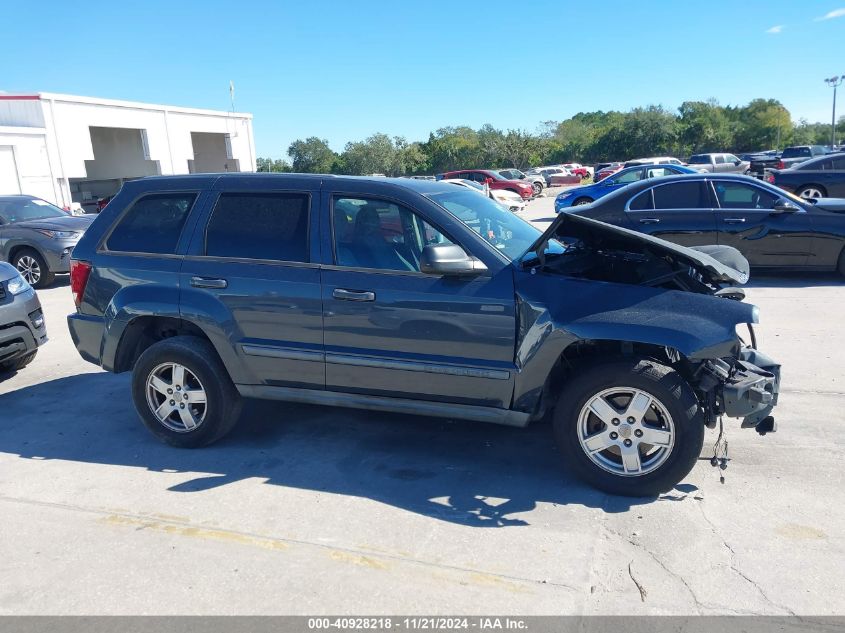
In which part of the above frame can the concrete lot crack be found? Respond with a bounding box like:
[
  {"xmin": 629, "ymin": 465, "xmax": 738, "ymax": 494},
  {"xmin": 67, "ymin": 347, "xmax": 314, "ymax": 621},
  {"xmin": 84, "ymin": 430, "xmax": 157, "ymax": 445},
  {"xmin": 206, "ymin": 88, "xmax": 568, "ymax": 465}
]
[
  {"xmin": 0, "ymin": 494, "xmax": 581, "ymax": 594},
  {"xmin": 627, "ymin": 561, "xmax": 647, "ymax": 602},
  {"xmin": 695, "ymin": 501, "xmax": 797, "ymax": 616}
]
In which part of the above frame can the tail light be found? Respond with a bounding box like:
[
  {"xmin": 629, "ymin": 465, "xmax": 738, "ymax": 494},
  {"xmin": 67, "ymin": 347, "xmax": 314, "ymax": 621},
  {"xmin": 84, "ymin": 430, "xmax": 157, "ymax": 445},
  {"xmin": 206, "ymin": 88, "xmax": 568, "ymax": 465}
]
[
  {"xmin": 70, "ymin": 260, "xmax": 92, "ymax": 308},
  {"xmin": 776, "ymin": 160, "xmax": 785, "ymax": 169},
  {"xmin": 766, "ymin": 173, "xmax": 775, "ymax": 184}
]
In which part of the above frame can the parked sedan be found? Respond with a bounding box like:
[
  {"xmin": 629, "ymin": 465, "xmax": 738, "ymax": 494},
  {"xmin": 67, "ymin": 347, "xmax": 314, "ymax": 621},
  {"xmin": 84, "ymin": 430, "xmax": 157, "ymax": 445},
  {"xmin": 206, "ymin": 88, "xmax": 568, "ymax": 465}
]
[
  {"xmin": 441, "ymin": 179, "xmax": 526, "ymax": 212},
  {"xmin": 0, "ymin": 195, "xmax": 95, "ymax": 288},
  {"xmin": 766, "ymin": 153, "xmax": 845, "ymax": 199},
  {"xmin": 566, "ymin": 174, "xmax": 845, "ymax": 274},
  {"xmin": 594, "ymin": 162, "xmax": 625, "ymax": 181},
  {"xmin": 437, "ymin": 169, "xmax": 535, "ymax": 199},
  {"xmin": 555, "ymin": 164, "xmax": 699, "ymax": 211}
]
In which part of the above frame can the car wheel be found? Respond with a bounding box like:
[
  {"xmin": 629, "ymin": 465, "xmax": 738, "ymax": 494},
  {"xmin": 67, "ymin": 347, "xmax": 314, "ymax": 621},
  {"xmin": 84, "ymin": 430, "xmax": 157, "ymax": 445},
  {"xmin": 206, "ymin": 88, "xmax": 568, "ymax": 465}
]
[
  {"xmin": 12, "ymin": 249, "xmax": 54, "ymax": 289},
  {"xmin": 553, "ymin": 358, "xmax": 704, "ymax": 496},
  {"xmin": 532, "ymin": 182, "xmax": 543, "ymax": 196},
  {"xmin": 0, "ymin": 351, "xmax": 37, "ymax": 374},
  {"xmin": 797, "ymin": 185, "xmax": 826, "ymax": 200},
  {"xmin": 573, "ymin": 198, "xmax": 593, "ymax": 206},
  {"xmin": 838, "ymin": 248, "xmax": 845, "ymax": 277},
  {"xmin": 131, "ymin": 336, "xmax": 242, "ymax": 448}
]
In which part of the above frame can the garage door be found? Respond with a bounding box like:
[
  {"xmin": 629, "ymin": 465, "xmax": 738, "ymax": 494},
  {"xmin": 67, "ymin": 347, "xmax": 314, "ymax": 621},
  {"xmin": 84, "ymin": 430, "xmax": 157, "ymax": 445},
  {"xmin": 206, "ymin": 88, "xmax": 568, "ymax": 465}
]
[{"xmin": 0, "ymin": 147, "xmax": 21, "ymax": 195}]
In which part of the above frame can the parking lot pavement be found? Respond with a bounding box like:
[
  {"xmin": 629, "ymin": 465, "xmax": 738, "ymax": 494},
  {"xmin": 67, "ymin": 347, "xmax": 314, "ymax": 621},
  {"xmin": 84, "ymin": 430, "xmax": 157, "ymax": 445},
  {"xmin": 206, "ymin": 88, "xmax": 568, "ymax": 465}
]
[{"xmin": 1, "ymin": 222, "xmax": 844, "ymax": 614}]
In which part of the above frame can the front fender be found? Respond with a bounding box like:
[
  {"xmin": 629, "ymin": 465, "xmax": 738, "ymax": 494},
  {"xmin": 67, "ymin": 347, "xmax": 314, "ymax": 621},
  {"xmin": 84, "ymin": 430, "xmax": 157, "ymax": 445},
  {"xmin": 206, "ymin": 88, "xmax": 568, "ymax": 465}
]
[{"xmin": 512, "ymin": 273, "xmax": 758, "ymax": 412}]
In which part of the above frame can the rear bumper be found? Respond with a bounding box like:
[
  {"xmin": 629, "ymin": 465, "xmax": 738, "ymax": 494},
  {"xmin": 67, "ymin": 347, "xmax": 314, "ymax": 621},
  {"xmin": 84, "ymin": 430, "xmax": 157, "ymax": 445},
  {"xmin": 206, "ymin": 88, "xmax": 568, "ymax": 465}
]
[{"xmin": 67, "ymin": 312, "xmax": 106, "ymax": 367}]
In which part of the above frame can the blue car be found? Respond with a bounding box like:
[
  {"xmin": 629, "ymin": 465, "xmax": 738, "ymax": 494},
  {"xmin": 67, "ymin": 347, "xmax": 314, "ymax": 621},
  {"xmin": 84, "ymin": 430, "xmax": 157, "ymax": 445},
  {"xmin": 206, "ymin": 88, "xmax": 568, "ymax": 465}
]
[{"xmin": 554, "ymin": 164, "xmax": 699, "ymax": 212}]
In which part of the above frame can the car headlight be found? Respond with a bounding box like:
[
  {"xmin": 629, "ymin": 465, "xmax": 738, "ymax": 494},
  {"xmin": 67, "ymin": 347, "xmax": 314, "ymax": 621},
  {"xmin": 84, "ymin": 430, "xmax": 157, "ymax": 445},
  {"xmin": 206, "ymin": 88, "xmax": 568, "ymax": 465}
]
[
  {"xmin": 35, "ymin": 229, "xmax": 79, "ymax": 239},
  {"xmin": 557, "ymin": 192, "xmax": 573, "ymax": 200},
  {"xmin": 6, "ymin": 273, "xmax": 31, "ymax": 295}
]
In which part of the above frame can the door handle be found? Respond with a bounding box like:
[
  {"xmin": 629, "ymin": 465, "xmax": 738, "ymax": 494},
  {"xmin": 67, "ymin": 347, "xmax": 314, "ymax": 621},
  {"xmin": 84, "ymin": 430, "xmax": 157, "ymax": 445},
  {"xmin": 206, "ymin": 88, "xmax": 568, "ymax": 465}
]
[
  {"xmin": 724, "ymin": 218, "xmax": 746, "ymax": 224},
  {"xmin": 639, "ymin": 218, "xmax": 660, "ymax": 224},
  {"xmin": 190, "ymin": 276, "xmax": 228, "ymax": 289},
  {"xmin": 333, "ymin": 288, "xmax": 375, "ymax": 302}
]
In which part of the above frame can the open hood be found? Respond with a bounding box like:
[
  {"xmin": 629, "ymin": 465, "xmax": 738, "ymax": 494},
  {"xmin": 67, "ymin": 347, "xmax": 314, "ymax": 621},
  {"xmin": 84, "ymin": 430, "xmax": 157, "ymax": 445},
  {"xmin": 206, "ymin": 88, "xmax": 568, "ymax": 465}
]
[{"xmin": 524, "ymin": 212, "xmax": 750, "ymax": 286}]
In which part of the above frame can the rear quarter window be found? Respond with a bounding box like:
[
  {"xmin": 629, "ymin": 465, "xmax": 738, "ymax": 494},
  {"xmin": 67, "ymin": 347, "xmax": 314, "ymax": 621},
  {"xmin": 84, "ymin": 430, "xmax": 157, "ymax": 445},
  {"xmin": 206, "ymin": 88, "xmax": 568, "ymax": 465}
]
[{"xmin": 105, "ymin": 192, "xmax": 196, "ymax": 254}]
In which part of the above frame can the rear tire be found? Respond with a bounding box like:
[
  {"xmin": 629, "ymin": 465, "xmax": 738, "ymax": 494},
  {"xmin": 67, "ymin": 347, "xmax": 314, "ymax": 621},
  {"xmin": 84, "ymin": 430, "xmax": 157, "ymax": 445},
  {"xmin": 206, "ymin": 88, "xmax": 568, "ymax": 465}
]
[
  {"xmin": 0, "ymin": 351, "xmax": 37, "ymax": 373},
  {"xmin": 553, "ymin": 358, "xmax": 704, "ymax": 496},
  {"xmin": 12, "ymin": 249, "xmax": 55, "ymax": 289},
  {"xmin": 131, "ymin": 336, "xmax": 242, "ymax": 448},
  {"xmin": 838, "ymin": 248, "xmax": 845, "ymax": 277}
]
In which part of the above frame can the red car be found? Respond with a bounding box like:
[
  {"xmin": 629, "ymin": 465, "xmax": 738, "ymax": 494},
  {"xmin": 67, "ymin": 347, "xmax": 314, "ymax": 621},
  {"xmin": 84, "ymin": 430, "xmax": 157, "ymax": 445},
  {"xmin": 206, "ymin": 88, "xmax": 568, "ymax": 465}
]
[
  {"xmin": 594, "ymin": 162, "xmax": 625, "ymax": 182},
  {"xmin": 438, "ymin": 169, "xmax": 534, "ymax": 200}
]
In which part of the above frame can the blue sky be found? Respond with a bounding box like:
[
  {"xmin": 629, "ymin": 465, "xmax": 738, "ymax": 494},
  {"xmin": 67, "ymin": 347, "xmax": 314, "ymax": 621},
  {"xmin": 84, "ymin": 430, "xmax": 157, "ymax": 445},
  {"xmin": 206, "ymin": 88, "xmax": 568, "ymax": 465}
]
[{"xmin": 2, "ymin": 1, "xmax": 844, "ymax": 158}]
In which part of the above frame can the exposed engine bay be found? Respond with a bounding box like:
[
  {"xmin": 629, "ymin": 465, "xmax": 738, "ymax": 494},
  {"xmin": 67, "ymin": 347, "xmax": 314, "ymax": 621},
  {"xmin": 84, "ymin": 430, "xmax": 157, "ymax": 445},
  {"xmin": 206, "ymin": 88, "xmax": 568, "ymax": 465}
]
[
  {"xmin": 526, "ymin": 212, "xmax": 751, "ymax": 294},
  {"xmin": 521, "ymin": 212, "xmax": 778, "ymax": 434}
]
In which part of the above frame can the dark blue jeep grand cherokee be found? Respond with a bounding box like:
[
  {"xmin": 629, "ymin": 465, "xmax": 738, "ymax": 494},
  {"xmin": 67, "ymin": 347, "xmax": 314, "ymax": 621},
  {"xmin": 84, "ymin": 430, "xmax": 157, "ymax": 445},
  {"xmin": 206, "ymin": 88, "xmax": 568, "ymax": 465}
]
[{"xmin": 67, "ymin": 174, "xmax": 780, "ymax": 496}]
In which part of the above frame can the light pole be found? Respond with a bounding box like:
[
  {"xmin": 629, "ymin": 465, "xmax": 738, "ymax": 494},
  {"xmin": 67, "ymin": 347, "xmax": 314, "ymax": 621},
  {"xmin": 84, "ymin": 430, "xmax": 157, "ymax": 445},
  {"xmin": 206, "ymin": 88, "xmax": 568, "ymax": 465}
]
[{"xmin": 824, "ymin": 75, "xmax": 845, "ymax": 148}]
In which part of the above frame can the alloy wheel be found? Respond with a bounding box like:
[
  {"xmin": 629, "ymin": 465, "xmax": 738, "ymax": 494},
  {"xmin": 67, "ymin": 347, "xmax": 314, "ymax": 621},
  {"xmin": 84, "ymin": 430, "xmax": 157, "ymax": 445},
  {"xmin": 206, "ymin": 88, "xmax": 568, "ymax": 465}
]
[
  {"xmin": 145, "ymin": 362, "xmax": 208, "ymax": 432},
  {"xmin": 16, "ymin": 256, "xmax": 41, "ymax": 285},
  {"xmin": 799, "ymin": 187, "xmax": 824, "ymax": 200},
  {"xmin": 577, "ymin": 387, "xmax": 675, "ymax": 476}
]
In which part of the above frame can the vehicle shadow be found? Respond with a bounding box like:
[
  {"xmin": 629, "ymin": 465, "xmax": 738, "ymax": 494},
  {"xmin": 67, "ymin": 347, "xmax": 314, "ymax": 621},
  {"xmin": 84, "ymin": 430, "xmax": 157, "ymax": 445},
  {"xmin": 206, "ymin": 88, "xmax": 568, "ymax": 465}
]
[
  {"xmin": 0, "ymin": 372, "xmax": 666, "ymax": 527},
  {"xmin": 746, "ymin": 272, "xmax": 843, "ymax": 288}
]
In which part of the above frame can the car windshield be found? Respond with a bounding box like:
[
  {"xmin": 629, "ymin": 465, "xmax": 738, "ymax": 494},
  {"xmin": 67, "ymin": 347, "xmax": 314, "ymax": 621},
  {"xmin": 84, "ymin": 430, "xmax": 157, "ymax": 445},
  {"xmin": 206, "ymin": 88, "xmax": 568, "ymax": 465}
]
[
  {"xmin": 687, "ymin": 155, "xmax": 709, "ymax": 164},
  {"xmin": 0, "ymin": 198, "xmax": 66, "ymax": 223},
  {"xmin": 427, "ymin": 189, "xmax": 556, "ymax": 261}
]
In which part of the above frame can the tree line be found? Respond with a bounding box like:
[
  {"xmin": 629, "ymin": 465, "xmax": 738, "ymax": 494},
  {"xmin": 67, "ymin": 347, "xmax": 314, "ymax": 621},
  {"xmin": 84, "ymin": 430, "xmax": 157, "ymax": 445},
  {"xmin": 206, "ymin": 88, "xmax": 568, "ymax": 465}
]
[{"xmin": 256, "ymin": 98, "xmax": 845, "ymax": 176}]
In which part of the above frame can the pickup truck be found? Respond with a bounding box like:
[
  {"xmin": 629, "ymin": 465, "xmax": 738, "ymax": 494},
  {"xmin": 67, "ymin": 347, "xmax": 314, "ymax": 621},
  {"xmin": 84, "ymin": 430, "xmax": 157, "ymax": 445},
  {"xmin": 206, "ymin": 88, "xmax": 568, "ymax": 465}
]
[
  {"xmin": 750, "ymin": 145, "xmax": 828, "ymax": 176},
  {"xmin": 686, "ymin": 153, "xmax": 750, "ymax": 174}
]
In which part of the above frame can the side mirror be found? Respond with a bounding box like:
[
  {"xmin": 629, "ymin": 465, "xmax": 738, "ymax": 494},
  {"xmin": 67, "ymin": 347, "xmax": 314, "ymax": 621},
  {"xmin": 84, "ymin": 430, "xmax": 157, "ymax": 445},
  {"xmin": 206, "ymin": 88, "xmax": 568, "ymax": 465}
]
[
  {"xmin": 420, "ymin": 243, "xmax": 487, "ymax": 276},
  {"xmin": 773, "ymin": 198, "xmax": 800, "ymax": 213},
  {"xmin": 734, "ymin": 159, "xmax": 741, "ymax": 166},
  {"xmin": 484, "ymin": 178, "xmax": 494, "ymax": 186}
]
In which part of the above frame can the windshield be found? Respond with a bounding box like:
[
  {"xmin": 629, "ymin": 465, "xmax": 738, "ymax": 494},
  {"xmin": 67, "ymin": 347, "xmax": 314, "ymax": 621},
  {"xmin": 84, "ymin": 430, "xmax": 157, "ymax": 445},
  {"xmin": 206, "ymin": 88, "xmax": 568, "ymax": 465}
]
[
  {"xmin": 427, "ymin": 189, "xmax": 552, "ymax": 261},
  {"xmin": 0, "ymin": 198, "xmax": 66, "ymax": 223},
  {"xmin": 687, "ymin": 155, "xmax": 709, "ymax": 164}
]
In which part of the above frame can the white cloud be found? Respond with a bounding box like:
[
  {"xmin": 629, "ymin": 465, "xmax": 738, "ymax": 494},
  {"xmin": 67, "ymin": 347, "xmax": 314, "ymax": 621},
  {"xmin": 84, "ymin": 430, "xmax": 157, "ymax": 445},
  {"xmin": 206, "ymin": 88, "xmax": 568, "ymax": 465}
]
[
  {"xmin": 816, "ymin": 7, "xmax": 845, "ymax": 20},
  {"xmin": 766, "ymin": 25, "xmax": 784, "ymax": 34}
]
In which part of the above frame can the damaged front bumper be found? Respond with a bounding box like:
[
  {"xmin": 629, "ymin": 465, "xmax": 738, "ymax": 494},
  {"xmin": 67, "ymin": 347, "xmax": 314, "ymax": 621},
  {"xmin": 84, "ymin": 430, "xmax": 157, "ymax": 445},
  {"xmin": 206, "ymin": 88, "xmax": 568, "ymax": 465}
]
[{"xmin": 700, "ymin": 346, "xmax": 780, "ymax": 434}]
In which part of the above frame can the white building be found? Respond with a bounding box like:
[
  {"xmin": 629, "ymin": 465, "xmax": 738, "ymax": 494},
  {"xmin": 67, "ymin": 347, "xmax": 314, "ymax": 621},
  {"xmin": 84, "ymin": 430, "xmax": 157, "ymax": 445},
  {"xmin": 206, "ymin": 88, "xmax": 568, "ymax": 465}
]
[{"xmin": 0, "ymin": 92, "xmax": 255, "ymax": 211}]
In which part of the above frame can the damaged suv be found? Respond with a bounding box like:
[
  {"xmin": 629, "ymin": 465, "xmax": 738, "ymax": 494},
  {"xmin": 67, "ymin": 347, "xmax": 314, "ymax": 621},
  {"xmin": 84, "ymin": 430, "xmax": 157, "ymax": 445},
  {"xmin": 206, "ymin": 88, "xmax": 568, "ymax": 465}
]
[{"xmin": 67, "ymin": 174, "xmax": 780, "ymax": 496}]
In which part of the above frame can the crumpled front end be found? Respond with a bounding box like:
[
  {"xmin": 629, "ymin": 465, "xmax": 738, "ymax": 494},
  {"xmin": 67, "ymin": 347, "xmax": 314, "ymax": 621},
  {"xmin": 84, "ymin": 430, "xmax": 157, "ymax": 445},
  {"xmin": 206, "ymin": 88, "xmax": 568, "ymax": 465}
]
[{"xmin": 695, "ymin": 342, "xmax": 780, "ymax": 434}]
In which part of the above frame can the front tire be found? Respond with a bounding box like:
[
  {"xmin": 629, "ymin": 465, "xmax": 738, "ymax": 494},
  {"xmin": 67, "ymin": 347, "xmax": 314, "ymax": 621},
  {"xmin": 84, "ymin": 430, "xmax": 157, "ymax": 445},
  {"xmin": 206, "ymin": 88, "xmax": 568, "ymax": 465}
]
[
  {"xmin": 572, "ymin": 197, "xmax": 593, "ymax": 206},
  {"xmin": 131, "ymin": 336, "xmax": 242, "ymax": 448},
  {"xmin": 553, "ymin": 358, "xmax": 704, "ymax": 496},
  {"xmin": 532, "ymin": 182, "xmax": 543, "ymax": 196},
  {"xmin": 12, "ymin": 249, "xmax": 54, "ymax": 288}
]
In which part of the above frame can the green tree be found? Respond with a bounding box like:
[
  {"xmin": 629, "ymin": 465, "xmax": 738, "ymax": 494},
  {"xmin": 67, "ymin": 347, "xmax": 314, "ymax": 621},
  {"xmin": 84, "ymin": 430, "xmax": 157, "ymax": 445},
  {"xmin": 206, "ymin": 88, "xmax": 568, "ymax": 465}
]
[
  {"xmin": 256, "ymin": 157, "xmax": 292, "ymax": 172},
  {"xmin": 287, "ymin": 137, "xmax": 338, "ymax": 173},
  {"xmin": 678, "ymin": 100, "xmax": 733, "ymax": 154}
]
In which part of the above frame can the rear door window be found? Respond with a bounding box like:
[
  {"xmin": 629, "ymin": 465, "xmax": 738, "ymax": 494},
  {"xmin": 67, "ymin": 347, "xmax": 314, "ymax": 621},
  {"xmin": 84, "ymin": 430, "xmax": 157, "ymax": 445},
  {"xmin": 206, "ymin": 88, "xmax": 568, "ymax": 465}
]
[
  {"xmin": 106, "ymin": 192, "xmax": 196, "ymax": 254},
  {"xmin": 652, "ymin": 182, "xmax": 708, "ymax": 209},
  {"xmin": 205, "ymin": 192, "xmax": 309, "ymax": 262}
]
